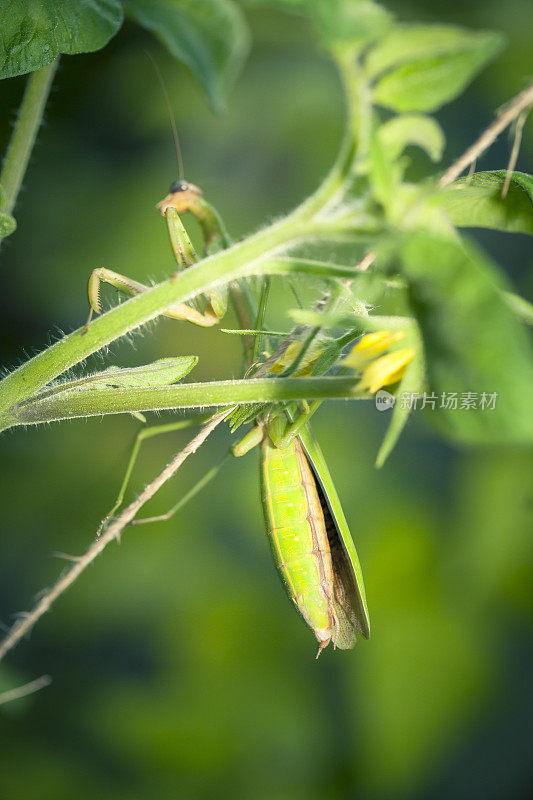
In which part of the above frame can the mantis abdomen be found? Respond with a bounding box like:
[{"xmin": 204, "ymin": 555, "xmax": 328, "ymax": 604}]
[{"xmin": 260, "ymin": 435, "xmax": 357, "ymax": 654}]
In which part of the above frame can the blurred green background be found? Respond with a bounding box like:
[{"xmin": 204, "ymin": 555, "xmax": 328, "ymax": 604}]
[{"xmin": 1, "ymin": 2, "xmax": 532, "ymax": 799}]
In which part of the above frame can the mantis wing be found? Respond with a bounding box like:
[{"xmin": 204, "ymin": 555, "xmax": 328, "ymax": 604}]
[{"xmin": 298, "ymin": 424, "xmax": 371, "ymax": 639}]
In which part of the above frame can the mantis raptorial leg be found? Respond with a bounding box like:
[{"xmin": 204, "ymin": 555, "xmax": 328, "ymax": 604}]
[
  {"xmin": 86, "ymin": 266, "xmax": 221, "ymax": 327},
  {"xmin": 86, "ymin": 181, "xmax": 228, "ymax": 329}
]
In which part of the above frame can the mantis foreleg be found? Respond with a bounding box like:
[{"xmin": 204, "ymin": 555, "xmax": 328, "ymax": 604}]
[
  {"xmin": 163, "ymin": 207, "xmax": 227, "ymax": 320},
  {"xmin": 87, "ymin": 267, "xmax": 220, "ymax": 327}
]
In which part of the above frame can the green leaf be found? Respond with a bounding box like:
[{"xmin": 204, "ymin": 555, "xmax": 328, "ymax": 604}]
[
  {"xmin": 369, "ymin": 119, "xmax": 444, "ymax": 220},
  {"xmin": 86, "ymin": 356, "xmax": 199, "ymax": 387},
  {"xmin": 397, "ymin": 232, "xmax": 533, "ymax": 443},
  {"xmin": 310, "ymin": 0, "xmax": 392, "ymax": 50},
  {"xmin": 378, "ymin": 115, "xmax": 445, "ymax": 163},
  {"xmin": 438, "ymin": 171, "xmax": 533, "ymax": 235},
  {"xmin": 366, "ymin": 25, "xmax": 504, "ymax": 112},
  {"xmin": 124, "ymin": 0, "xmax": 250, "ymax": 110},
  {"xmin": 375, "ymin": 328, "xmax": 425, "ymax": 467},
  {"xmin": 0, "ymin": 212, "xmax": 17, "ymax": 238},
  {"xmin": 24, "ymin": 356, "xmax": 199, "ymax": 405},
  {"xmin": 365, "ymin": 24, "xmax": 501, "ymax": 79},
  {"xmin": 0, "ymin": 0, "xmax": 123, "ymax": 79}
]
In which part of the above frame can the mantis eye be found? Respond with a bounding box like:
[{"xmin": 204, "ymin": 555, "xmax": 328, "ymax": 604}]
[{"xmin": 169, "ymin": 180, "xmax": 189, "ymax": 193}]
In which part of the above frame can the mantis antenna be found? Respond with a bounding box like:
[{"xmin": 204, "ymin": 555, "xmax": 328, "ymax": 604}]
[
  {"xmin": 86, "ymin": 53, "xmax": 228, "ymax": 329},
  {"xmin": 144, "ymin": 49, "xmax": 185, "ymax": 181}
]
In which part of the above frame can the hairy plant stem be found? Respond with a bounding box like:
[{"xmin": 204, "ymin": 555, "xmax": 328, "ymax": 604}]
[
  {"xmin": 14, "ymin": 376, "xmax": 368, "ymax": 426},
  {"xmin": 335, "ymin": 50, "xmax": 372, "ymax": 166},
  {"xmin": 0, "ymin": 60, "xmax": 58, "ymax": 227}
]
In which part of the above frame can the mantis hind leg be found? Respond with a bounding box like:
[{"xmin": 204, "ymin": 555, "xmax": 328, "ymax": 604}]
[
  {"xmin": 130, "ymin": 451, "xmax": 231, "ymax": 526},
  {"xmin": 96, "ymin": 417, "xmax": 209, "ymax": 536}
]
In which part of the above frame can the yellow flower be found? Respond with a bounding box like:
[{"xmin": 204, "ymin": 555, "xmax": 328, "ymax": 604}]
[
  {"xmin": 343, "ymin": 330, "xmax": 405, "ymax": 370},
  {"xmin": 358, "ymin": 348, "xmax": 416, "ymax": 393},
  {"xmin": 344, "ymin": 331, "xmax": 416, "ymax": 393}
]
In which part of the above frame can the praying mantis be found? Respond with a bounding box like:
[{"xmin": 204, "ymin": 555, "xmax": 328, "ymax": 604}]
[{"xmin": 88, "ymin": 173, "xmax": 370, "ymax": 655}]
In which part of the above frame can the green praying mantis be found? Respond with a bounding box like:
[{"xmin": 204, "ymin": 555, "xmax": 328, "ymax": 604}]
[{"xmin": 87, "ymin": 174, "xmax": 370, "ymax": 655}]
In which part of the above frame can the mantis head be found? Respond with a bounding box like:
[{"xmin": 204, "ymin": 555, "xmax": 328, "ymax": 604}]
[{"xmin": 156, "ymin": 180, "xmax": 203, "ymax": 215}]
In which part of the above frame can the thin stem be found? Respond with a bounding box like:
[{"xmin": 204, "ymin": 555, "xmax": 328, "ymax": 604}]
[
  {"xmin": 250, "ymin": 277, "xmax": 271, "ymax": 367},
  {"xmin": 0, "ymin": 674, "xmax": 51, "ymax": 705},
  {"xmin": 0, "ymin": 411, "xmax": 229, "ymax": 664},
  {"xmin": 230, "ymin": 284, "xmax": 254, "ymax": 365},
  {"xmin": 221, "ymin": 328, "xmax": 287, "ymax": 336},
  {"xmin": 501, "ymin": 111, "xmax": 527, "ymax": 197},
  {"xmin": 0, "ymin": 60, "xmax": 59, "ymax": 219},
  {"xmin": 439, "ymin": 81, "xmax": 533, "ymax": 187}
]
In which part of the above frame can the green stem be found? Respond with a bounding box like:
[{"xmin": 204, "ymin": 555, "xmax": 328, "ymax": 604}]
[
  {"xmin": 0, "ymin": 60, "xmax": 59, "ymax": 221},
  {"xmin": 11, "ymin": 376, "xmax": 368, "ymax": 428},
  {"xmin": 335, "ymin": 50, "xmax": 373, "ymax": 166}
]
